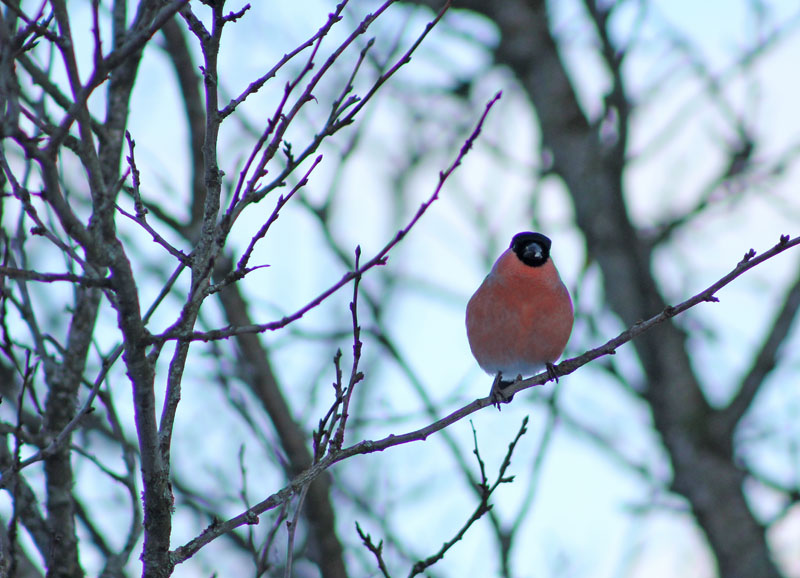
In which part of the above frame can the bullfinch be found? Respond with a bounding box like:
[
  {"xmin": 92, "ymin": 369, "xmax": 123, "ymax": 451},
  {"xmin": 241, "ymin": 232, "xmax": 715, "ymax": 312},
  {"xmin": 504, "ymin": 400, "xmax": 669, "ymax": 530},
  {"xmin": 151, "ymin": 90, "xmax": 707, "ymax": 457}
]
[{"xmin": 466, "ymin": 232, "xmax": 573, "ymax": 403}]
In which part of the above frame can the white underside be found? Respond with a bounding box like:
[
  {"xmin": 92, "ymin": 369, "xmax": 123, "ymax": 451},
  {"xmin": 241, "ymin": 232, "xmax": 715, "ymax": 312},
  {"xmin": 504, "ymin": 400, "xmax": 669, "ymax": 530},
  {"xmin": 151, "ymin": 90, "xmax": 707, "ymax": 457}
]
[{"xmin": 480, "ymin": 359, "xmax": 549, "ymax": 378}]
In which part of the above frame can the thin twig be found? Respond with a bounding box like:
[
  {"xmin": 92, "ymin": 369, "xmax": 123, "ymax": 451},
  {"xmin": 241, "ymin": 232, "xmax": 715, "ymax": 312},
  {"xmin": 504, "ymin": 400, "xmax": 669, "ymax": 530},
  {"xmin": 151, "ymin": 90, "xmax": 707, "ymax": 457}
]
[
  {"xmin": 0, "ymin": 266, "xmax": 111, "ymax": 287},
  {"xmin": 313, "ymin": 350, "xmax": 346, "ymax": 460},
  {"xmin": 356, "ymin": 522, "xmax": 392, "ymax": 578},
  {"xmin": 208, "ymin": 154, "xmax": 324, "ymax": 295},
  {"xmin": 408, "ymin": 417, "xmax": 529, "ymax": 577},
  {"xmin": 331, "ymin": 246, "xmax": 365, "ymax": 452},
  {"xmin": 115, "ymin": 204, "xmax": 191, "ymax": 265},
  {"xmin": 283, "ymin": 483, "xmax": 311, "ymax": 578},
  {"xmin": 218, "ymin": 2, "xmax": 350, "ymax": 120}
]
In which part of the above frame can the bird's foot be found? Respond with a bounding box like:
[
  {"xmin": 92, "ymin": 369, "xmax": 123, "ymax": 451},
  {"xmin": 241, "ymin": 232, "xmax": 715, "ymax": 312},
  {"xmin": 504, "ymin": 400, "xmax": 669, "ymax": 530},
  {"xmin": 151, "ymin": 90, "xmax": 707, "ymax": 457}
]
[
  {"xmin": 545, "ymin": 362, "xmax": 559, "ymax": 383},
  {"xmin": 490, "ymin": 373, "xmax": 522, "ymax": 410}
]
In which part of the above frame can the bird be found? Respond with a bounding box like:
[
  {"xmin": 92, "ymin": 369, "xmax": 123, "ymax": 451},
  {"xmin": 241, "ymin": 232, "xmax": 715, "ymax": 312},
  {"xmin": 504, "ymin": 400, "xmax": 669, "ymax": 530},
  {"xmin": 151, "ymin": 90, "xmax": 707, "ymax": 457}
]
[{"xmin": 466, "ymin": 232, "xmax": 573, "ymax": 405}]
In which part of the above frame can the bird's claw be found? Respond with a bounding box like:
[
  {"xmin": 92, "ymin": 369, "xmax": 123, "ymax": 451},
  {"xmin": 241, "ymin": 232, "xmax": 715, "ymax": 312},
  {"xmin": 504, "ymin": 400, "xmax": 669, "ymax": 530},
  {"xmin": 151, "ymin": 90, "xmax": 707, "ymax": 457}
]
[
  {"xmin": 545, "ymin": 362, "xmax": 559, "ymax": 383},
  {"xmin": 489, "ymin": 373, "xmax": 507, "ymax": 410},
  {"xmin": 489, "ymin": 373, "xmax": 521, "ymax": 410}
]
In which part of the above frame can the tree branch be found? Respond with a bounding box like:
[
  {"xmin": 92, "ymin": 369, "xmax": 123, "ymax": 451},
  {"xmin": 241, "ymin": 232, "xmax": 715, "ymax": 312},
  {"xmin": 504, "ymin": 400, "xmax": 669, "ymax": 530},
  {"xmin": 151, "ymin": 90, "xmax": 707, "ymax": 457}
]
[
  {"xmin": 408, "ymin": 417, "xmax": 528, "ymax": 576},
  {"xmin": 170, "ymin": 233, "xmax": 800, "ymax": 565},
  {"xmin": 0, "ymin": 266, "xmax": 111, "ymax": 287}
]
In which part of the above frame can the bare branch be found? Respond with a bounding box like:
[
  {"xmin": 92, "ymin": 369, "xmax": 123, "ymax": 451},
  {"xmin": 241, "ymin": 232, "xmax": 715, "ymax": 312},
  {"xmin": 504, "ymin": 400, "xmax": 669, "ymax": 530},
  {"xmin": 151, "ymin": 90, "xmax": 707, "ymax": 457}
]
[
  {"xmin": 283, "ymin": 483, "xmax": 311, "ymax": 578},
  {"xmin": 220, "ymin": 154, "xmax": 324, "ymax": 288},
  {"xmin": 408, "ymin": 417, "xmax": 528, "ymax": 576},
  {"xmin": 218, "ymin": 2, "xmax": 350, "ymax": 120},
  {"xmin": 356, "ymin": 522, "xmax": 392, "ymax": 578},
  {"xmin": 0, "ymin": 266, "xmax": 111, "ymax": 287},
  {"xmin": 331, "ymin": 246, "xmax": 365, "ymax": 452},
  {"xmin": 171, "ymin": 234, "xmax": 800, "ymax": 565}
]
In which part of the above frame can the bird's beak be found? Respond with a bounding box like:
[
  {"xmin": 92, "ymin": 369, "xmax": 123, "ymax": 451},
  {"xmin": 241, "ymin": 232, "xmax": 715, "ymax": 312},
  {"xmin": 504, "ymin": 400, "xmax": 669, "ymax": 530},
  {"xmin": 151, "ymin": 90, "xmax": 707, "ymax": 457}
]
[{"xmin": 524, "ymin": 243, "xmax": 543, "ymax": 260}]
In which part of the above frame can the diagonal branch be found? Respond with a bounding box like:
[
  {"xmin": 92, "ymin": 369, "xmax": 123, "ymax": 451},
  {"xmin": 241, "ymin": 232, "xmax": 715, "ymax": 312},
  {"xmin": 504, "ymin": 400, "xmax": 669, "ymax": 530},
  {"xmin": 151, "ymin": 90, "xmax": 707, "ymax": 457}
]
[{"xmin": 170, "ymin": 233, "xmax": 800, "ymax": 566}]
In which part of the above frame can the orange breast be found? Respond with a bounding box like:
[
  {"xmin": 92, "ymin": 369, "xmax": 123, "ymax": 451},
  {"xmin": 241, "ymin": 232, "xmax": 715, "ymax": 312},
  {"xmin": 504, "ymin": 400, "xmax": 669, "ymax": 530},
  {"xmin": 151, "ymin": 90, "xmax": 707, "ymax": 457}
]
[{"xmin": 466, "ymin": 250, "xmax": 573, "ymax": 377}]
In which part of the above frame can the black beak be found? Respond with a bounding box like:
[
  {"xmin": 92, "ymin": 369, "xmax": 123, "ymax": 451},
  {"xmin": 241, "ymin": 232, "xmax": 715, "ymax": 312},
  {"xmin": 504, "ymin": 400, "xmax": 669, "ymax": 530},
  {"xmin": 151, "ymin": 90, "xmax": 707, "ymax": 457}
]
[{"xmin": 523, "ymin": 242, "xmax": 543, "ymax": 261}]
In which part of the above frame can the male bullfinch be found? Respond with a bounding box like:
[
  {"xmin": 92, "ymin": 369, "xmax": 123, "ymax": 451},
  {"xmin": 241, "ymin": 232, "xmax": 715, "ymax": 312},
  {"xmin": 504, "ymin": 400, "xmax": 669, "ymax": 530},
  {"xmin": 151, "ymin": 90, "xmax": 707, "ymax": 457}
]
[{"xmin": 466, "ymin": 232, "xmax": 573, "ymax": 403}]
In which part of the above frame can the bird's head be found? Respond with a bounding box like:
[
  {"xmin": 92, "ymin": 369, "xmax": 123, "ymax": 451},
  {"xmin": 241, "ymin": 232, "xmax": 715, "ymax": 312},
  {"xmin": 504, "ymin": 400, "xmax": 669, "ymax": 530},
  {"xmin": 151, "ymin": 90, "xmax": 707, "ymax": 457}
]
[{"xmin": 510, "ymin": 232, "xmax": 552, "ymax": 267}]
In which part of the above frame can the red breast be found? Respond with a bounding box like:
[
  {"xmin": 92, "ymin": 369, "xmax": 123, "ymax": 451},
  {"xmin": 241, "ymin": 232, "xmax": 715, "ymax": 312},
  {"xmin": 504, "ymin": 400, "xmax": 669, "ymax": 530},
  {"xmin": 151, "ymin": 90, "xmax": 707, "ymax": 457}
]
[{"xmin": 466, "ymin": 232, "xmax": 573, "ymax": 378}]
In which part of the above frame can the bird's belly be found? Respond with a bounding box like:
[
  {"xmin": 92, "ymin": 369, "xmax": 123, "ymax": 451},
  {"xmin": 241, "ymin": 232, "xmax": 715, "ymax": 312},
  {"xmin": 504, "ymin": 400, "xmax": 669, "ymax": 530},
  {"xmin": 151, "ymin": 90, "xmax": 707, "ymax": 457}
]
[{"xmin": 466, "ymin": 290, "xmax": 572, "ymax": 377}]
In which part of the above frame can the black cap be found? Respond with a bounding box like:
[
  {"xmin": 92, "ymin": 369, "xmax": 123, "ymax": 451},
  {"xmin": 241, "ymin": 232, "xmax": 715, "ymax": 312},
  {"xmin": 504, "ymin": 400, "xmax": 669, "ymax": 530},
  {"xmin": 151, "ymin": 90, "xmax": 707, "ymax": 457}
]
[{"xmin": 510, "ymin": 232, "xmax": 552, "ymax": 267}]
